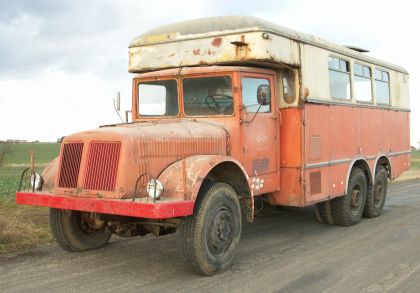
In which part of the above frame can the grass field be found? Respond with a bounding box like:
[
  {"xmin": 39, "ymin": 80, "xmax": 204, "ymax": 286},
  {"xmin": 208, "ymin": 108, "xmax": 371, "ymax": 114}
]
[
  {"xmin": 0, "ymin": 144, "xmax": 419, "ymax": 253},
  {"xmin": 1, "ymin": 142, "xmax": 61, "ymax": 166},
  {"xmin": 0, "ymin": 143, "xmax": 59, "ymax": 253},
  {"xmin": 411, "ymin": 149, "xmax": 420, "ymax": 169}
]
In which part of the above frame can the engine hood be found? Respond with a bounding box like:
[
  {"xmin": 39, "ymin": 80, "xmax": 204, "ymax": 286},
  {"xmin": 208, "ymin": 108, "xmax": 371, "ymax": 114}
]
[{"xmin": 54, "ymin": 120, "xmax": 228, "ymax": 199}]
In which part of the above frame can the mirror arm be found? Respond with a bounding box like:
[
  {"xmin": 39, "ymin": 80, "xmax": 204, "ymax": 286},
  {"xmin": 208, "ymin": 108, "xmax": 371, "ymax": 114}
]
[{"xmin": 241, "ymin": 105, "xmax": 262, "ymax": 124}]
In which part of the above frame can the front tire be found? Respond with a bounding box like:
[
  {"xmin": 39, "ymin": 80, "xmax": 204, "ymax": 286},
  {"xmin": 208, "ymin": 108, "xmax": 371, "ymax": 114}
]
[
  {"xmin": 363, "ymin": 166, "xmax": 388, "ymax": 218},
  {"xmin": 179, "ymin": 182, "xmax": 241, "ymax": 276},
  {"xmin": 331, "ymin": 168, "xmax": 367, "ymax": 226},
  {"xmin": 50, "ymin": 208, "xmax": 111, "ymax": 252}
]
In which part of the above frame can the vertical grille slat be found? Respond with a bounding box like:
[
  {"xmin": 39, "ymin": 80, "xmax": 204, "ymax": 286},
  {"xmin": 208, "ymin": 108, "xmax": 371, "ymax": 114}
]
[
  {"xmin": 83, "ymin": 141, "xmax": 121, "ymax": 191},
  {"xmin": 58, "ymin": 142, "xmax": 84, "ymax": 188}
]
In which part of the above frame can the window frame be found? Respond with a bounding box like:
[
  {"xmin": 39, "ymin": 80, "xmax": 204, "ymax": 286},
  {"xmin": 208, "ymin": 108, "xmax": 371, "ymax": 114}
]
[
  {"xmin": 281, "ymin": 68, "xmax": 298, "ymax": 105},
  {"xmin": 328, "ymin": 55, "xmax": 352, "ymax": 101},
  {"xmin": 240, "ymin": 73, "xmax": 275, "ymax": 115},
  {"xmin": 374, "ymin": 67, "xmax": 391, "ymax": 106},
  {"xmin": 181, "ymin": 73, "xmax": 235, "ymax": 118},
  {"xmin": 135, "ymin": 77, "xmax": 180, "ymax": 119},
  {"xmin": 353, "ymin": 62, "xmax": 373, "ymax": 104}
]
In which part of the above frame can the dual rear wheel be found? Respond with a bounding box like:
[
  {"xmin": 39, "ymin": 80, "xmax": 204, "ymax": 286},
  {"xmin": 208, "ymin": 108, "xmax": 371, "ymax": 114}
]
[{"xmin": 316, "ymin": 166, "xmax": 388, "ymax": 226}]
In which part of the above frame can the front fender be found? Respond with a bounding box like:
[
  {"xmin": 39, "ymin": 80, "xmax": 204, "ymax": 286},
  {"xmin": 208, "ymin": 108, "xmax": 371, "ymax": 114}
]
[{"xmin": 158, "ymin": 155, "xmax": 251, "ymax": 201}]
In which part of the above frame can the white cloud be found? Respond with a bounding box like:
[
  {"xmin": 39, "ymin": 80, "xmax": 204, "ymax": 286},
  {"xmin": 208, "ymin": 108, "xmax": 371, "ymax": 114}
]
[
  {"xmin": 0, "ymin": 0, "xmax": 418, "ymax": 145},
  {"xmin": 0, "ymin": 70, "xmax": 128, "ymax": 141}
]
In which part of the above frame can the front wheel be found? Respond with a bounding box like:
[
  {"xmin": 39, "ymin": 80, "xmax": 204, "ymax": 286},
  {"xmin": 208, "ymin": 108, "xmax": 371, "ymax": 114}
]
[
  {"xmin": 50, "ymin": 208, "xmax": 111, "ymax": 252},
  {"xmin": 179, "ymin": 182, "xmax": 241, "ymax": 276}
]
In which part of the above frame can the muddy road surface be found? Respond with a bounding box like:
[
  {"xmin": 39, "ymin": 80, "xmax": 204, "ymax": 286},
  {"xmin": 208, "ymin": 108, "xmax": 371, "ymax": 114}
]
[{"xmin": 1, "ymin": 180, "xmax": 420, "ymax": 292}]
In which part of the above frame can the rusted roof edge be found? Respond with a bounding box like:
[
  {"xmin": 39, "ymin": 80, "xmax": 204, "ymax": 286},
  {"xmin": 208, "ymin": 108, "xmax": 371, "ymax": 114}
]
[{"xmin": 129, "ymin": 17, "xmax": 408, "ymax": 74}]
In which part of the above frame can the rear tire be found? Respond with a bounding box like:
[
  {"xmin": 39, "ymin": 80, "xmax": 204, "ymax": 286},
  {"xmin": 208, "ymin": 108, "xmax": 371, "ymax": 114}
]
[
  {"xmin": 315, "ymin": 200, "xmax": 334, "ymax": 225},
  {"xmin": 363, "ymin": 166, "xmax": 387, "ymax": 218},
  {"xmin": 179, "ymin": 182, "xmax": 241, "ymax": 276},
  {"xmin": 331, "ymin": 168, "xmax": 367, "ymax": 226},
  {"xmin": 50, "ymin": 208, "xmax": 111, "ymax": 252}
]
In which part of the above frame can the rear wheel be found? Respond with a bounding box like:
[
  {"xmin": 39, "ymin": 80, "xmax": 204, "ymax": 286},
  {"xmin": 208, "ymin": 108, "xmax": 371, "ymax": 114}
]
[
  {"xmin": 50, "ymin": 209, "xmax": 111, "ymax": 252},
  {"xmin": 363, "ymin": 166, "xmax": 388, "ymax": 218},
  {"xmin": 179, "ymin": 182, "xmax": 241, "ymax": 276},
  {"xmin": 331, "ymin": 168, "xmax": 367, "ymax": 226},
  {"xmin": 315, "ymin": 200, "xmax": 334, "ymax": 225}
]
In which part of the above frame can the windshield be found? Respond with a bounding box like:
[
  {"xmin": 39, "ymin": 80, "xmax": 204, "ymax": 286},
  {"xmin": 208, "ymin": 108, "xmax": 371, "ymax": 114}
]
[
  {"xmin": 183, "ymin": 76, "xmax": 233, "ymax": 116},
  {"xmin": 138, "ymin": 79, "xmax": 178, "ymax": 116}
]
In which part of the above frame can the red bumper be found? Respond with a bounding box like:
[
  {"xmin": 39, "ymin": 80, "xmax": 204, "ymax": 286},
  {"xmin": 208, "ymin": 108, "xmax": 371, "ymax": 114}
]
[{"xmin": 16, "ymin": 192, "xmax": 194, "ymax": 219}]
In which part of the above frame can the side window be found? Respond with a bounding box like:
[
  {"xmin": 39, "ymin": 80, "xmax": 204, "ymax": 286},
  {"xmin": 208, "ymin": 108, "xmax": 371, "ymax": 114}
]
[
  {"xmin": 328, "ymin": 57, "xmax": 351, "ymax": 99},
  {"xmin": 242, "ymin": 77, "xmax": 271, "ymax": 113},
  {"xmin": 282, "ymin": 69, "xmax": 296, "ymax": 104},
  {"xmin": 375, "ymin": 69, "xmax": 390, "ymax": 104},
  {"xmin": 354, "ymin": 63, "xmax": 372, "ymax": 102},
  {"xmin": 138, "ymin": 80, "xmax": 178, "ymax": 116}
]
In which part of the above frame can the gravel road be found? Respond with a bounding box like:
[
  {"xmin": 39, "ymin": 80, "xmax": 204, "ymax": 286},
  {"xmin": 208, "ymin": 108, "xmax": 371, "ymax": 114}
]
[{"xmin": 1, "ymin": 180, "xmax": 420, "ymax": 292}]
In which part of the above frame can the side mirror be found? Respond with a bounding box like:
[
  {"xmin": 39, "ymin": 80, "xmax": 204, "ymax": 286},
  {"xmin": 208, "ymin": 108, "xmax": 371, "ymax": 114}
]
[
  {"xmin": 257, "ymin": 85, "xmax": 270, "ymax": 106},
  {"xmin": 114, "ymin": 92, "xmax": 121, "ymax": 111}
]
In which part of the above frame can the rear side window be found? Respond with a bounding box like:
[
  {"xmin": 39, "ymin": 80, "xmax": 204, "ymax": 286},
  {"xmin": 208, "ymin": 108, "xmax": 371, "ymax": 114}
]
[
  {"xmin": 354, "ymin": 63, "xmax": 372, "ymax": 102},
  {"xmin": 328, "ymin": 57, "xmax": 351, "ymax": 99},
  {"xmin": 375, "ymin": 69, "xmax": 390, "ymax": 104},
  {"xmin": 282, "ymin": 69, "xmax": 296, "ymax": 104}
]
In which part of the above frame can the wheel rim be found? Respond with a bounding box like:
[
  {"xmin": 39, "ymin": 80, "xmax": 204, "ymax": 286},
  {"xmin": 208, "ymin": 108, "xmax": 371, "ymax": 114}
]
[
  {"xmin": 350, "ymin": 185, "xmax": 363, "ymax": 216},
  {"xmin": 373, "ymin": 182, "xmax": 385, "ymax": 208},
  {"xmin": 207, "ymin": 206, "xmax": 234, "ymax": 256}
]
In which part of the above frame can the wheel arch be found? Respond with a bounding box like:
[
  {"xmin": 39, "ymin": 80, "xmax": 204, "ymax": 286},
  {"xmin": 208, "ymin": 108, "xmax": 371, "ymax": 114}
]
[
  {"xmin": 204, "ymin": 161, "xmax": 253, "ymax": 221},
  {"xmin": 345, "ymin": 158, "xmax": 373, "ymax": 194},
  {"xmin": 374, "ymin": 155, "xmax": 392, "ymax": 179},
  {"xmin": 158, "ymin": 155, "xmax": 254, "ymax": 221}
]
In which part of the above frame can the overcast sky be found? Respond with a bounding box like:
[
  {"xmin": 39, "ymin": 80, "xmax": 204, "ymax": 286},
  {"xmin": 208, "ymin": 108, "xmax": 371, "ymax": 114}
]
[{"xmin": 0, "ymin": 0, "xmax": 419, "ymax": 146}]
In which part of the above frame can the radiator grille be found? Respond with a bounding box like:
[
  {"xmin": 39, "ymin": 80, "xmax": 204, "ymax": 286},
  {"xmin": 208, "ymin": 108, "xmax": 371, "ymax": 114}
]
[
  {"xmin": 83, "ymin": 141, "xmax": 121, "ymax": 191},
  {"xmin": 58, "ymin": 142, "xmax": 84, "ymax": 188}
]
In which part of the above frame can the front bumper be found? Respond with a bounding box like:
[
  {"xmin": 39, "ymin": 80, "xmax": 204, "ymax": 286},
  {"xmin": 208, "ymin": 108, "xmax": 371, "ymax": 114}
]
[{"xmin": 16, "ymin": 192, "xmax": 194, "ymax": 219}]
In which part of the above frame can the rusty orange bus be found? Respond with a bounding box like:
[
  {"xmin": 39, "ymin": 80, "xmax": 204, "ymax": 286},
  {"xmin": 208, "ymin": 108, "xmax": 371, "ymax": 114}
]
[{"xmin": 17, "ymin": 16, "xmax": 410, "ymax": 275}]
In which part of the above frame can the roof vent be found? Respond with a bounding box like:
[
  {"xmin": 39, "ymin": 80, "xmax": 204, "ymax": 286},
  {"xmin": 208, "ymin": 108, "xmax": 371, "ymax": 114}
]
[{"xmin": 344, "ymin": 45, "xmax": 370, "ymax": 53}]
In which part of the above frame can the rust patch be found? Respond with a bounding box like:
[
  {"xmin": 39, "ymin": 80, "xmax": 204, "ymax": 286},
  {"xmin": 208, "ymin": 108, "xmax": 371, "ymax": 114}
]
[
  {"xmin": 310, "ymin": 171, "xmax": 322, "ymax": 195},
  {"xmin": 192, "ymin": 49, "xmax": 200, "ymax": 55},
  {"xmin": 211, "ymin": 37, "xmax": 222, "ymax": 47},
  {"xmin": 252, "ymin": 158, "xmax": 269, "ymax": 174}
]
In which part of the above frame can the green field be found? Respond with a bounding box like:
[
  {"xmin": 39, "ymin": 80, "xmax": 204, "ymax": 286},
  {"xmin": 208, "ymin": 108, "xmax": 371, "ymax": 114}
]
[
  {"xmin": 0, "ymin": 143, "xmax": 60, "ymax": 200},
  {"xmin": 0, "ymin": 143, "xmax": 60, "ymax": 252},
  {"xmin": 411, "ymin": 149, "xmax": 420, "ymax": 169},
  {"xmin": 1, "ymin": 142, "xmax": 60, "ymax": 166}
]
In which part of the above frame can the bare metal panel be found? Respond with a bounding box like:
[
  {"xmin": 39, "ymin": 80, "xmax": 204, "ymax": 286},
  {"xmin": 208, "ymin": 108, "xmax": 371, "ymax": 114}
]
[
  {"xmin": 129, "ymin": 32, "xmax": 300, "ymax": 73},
  {"xmin": 129, "ymin": 16, "xmax": 407, "ymax": 74}
]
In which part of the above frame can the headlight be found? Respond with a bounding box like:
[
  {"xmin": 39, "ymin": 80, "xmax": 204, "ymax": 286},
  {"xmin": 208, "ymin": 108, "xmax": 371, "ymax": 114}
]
[
  {"xmin": 30, "ymin": 173, "xmax": 44, "ymax": 191},
  {"xmin": 146, "ymin": 179, "xmax": 164, "ymax": 200}
]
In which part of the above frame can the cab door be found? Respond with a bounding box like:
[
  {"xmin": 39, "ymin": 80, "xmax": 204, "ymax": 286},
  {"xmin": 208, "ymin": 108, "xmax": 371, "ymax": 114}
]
[{"xmin": 240, "ymin": 73, "xmax": 278, "ymax": 194}]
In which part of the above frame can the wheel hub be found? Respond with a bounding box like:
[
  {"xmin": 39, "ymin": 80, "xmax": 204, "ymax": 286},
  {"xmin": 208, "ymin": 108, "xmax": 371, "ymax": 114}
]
[
  {"xmin": 208, "ymin": 208, "xmax": 234, "ymax": 256},
  {"xmin": 350, "ymin": 186, "xmax": 363, "ymax": 215},
  {"xmin": 374, "ymin": 185, "xmax": 384, "ymax": 206}
]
